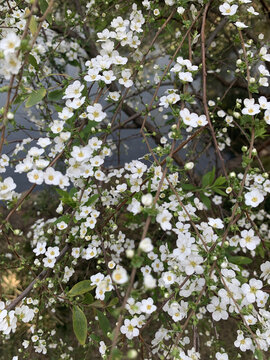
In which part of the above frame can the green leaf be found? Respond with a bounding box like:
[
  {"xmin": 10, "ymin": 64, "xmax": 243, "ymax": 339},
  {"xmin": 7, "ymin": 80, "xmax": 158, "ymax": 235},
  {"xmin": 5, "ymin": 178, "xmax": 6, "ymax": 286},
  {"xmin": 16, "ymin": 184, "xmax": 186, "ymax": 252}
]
[
  {"xmin": 131, "ymin": 255, "xmax": 144, "ymax": 268},
  {"xmin": 96, "ymin": 310, "xmax": 111, "ymax": 336},
  {"xmin": 83, "ymin": 293, "xmax": 94, "ymax": 304},
  {"xmin": 48, "ymin": 89, "xmax": 64, "ymax": 101},
  {"xmin": 90, "ymin": 333, "xmax": 101, "ymax": 343},
  {"xmin": 213, "ymin": 188, "xmax": 227, "ymax": 196},
  {"xmin": 181, "ymin": 183, "xmax": 197, "ymax": 191},
  {"xmin": 107, "ymin": 297, "xmax": 119, "ymax": 307},
  {"xmin": 14, "ymin": 93, "xmax": 28, "ymax": 105},
  {"xmin": 85, "ymin": 194, "xmax": 99, "ymax": 206},
  {"xmin": 39, "ymin": 0, "xmax": 52, "ymax": 24},
  {"xmin": 200, "ymin": 193, "xmax": 211, "ymax": 209},
  {"xmin": 228, "ymin": 256, "xmax": 252, "ymax": 265},
  {"xmin": 28, "ymin": 54, "xmax": 38, "ymax": 70},
  {"xmin": 29, "ymin": 16, "xmax": 37, "ymax": 35},
  {"xmin": 69, "ymin": 280, "xmax": 95, "ymax": 297},
  {"xmin": 202, "ymin": 167, "xmax": 215, "ymax": 188},
  {"xmin": 54, "ymin": 215, "xmax": 70, "ymax": 225},
  {"xmin": 90, "ymin": 300, "xmax": 105, "ymax": 308},
  {"xmin": 72, "ymin": 305, "xmax": 87, "ymax": 345},
  {"xmin": 55, "ymin": 188, "xmax": 76, "ymax": 207},
  {"xmin": 255, "ymin": 348, "xmax": 264, "ymax": 360},
  {"xmin": 25, "ymin": 88, "xmax": 46, "ymax": 108},
  {"xmin": 213, "ymin": 176, "xmax": 226, "ymax": 187}
]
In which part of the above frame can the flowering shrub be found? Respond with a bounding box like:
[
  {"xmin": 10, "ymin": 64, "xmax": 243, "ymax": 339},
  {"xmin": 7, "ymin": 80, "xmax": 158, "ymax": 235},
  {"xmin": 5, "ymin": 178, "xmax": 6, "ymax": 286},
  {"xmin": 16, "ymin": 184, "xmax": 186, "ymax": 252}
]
[{"xmin": 0, "ymin": 0, "xmax": 270, "ymax": 359}]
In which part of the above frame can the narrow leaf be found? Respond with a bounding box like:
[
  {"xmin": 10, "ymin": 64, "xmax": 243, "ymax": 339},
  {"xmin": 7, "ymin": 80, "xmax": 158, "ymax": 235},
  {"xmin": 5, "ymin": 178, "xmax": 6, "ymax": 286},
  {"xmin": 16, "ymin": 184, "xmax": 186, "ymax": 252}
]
[
  {"xmin": 200, "ymin": 193, "xmax": 211, "ymax": 209},
  {"xmin": 97, "ymin": 310, "xmax": 111, "ymax": 336},
  {"xmin": 72, "ymin": 305, "xmax": 87, "ymax": 345},
  {"xmin": 28, "ymin": 54, "xmax": 38, "ymax": 70},
  {"xmin": 228, "ymin": 256, "xmax": 252, "ymax": 265},
  {"xmin": 86, "ymin": 194, "xmax": 99, "ymax": 206},
  {"xmin": 29, "ymin": 16, "xmax": 37, "ymax": 35}
]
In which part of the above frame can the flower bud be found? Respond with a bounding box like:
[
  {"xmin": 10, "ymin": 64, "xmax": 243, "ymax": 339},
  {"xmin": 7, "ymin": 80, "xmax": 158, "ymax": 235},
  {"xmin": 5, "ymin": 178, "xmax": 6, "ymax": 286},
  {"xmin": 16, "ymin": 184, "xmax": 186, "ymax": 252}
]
[
  {"xmin": 184, "ymin": 162, "xmax": 194, "ymax": 170},
  {"xmin": 126, "ymin": 249, "xmax": 134, "ymax": 258},
  {"xmin": 233, "ymin": 111, "xmax": 241, "ymax": 118},
  {"xmin": 7, "ymin": 112, "xmax": 14, "ymax": 120},
  {"xmin": 251, "ymin": 148, "xmax": 257, "ymax": 156},
  {"xmin": 141, "ymin": 193, "xmax": 153, "ymax": 207},
  {"xmin": 139, "ymin": 237, "xmax": 153, "ymax": 253}
]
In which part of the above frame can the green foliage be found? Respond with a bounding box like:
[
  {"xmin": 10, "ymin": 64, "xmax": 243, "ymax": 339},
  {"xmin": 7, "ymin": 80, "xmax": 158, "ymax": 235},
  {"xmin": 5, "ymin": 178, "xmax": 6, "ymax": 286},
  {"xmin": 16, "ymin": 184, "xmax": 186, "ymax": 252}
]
[
  {"xmin": 25, "ymin": 87, "xmax": 46, "ymax": 108},
  {"xmin": 72, "ymin": 305, "xmax": 88, "ymax": 345},
  {"xmin": 48, "ymin": 89, "xmax": 65, "ymax": 101},
  {"xmin": 227, "ymin": 255, "xmax": 253, "ymax": 265},
  {"xmin": 69, "ymin": 280, "xmax": 95, "ymax": 297},
  {"xmin": 96, "ymin": 310, "xmax": 111, "ymax": 337},
  {"xmin": 56, "ymin": 188, "xmax": 77, "ymax": 207}
]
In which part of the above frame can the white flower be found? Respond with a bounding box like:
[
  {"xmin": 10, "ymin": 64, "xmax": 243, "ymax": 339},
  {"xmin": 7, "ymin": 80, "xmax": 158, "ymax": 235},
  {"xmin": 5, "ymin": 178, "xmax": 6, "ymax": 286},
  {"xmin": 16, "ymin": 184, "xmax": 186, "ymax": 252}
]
[
  {"xmin": 244, "ymin": 189, "xmax": 264, "ymax": 207},
  {"xmin": 127, "ymin": 198, "xmax": 141, "ymax": 215},
  {"xmin": 45, "ymin": 246, "xmax": 60, "ymax": 259},
  {"xmin": 139, "ymin": 237, "xmax": 153, "ymax": 253},
  {"xmin": 241, "ymin": 98, "xmax": 260, "ymax": 116},
  {"xmin": 71, "ymin": 145, "xmax": 92, "ymax": 162},
  {"xmin": 50, "ymin": 120, "xmax": 65, "ymax": 134},
  {"xmin": 63, "ymin": 80, "xmax": 84, "ymax": 99},
  {"xmin": 87, "ymin": 103, "xmax": 106, "ymax": 122},
  {"xmin": 177, "ymin": 6, "xmax": 185, "ymax": 15},
  {"xmin": 0, "ymin": 301, "xmax": 7, "ymax": 323},
  {"xmin": 99, "ymin": 341, "xmax": 106, "ymax": 355},
  {"xmin": 264, "ymin": 109, "xmax": 270, "ymax": 125},
  {"xmin": 0, "ymin": 177, "xmax": 16, "ymax": 196},
  {"xmin": 33, "ymin": 242, "xmax": 47, "ymax": 256},
  {"xmin": 71, "ymin": 247, "xmax": 81, "ymax": 259},
  {"xmin": 141, "ymin": 193, "xmax": 153, "ymax": 206},
  {"xmin": 44, "ymin": 167, "xmax": 61, "ymax": 186},
  {"xmin": 247, "ymin": 6, "xmax": 259, "ymax": 15},
  {"xmin": 242, "ymin": 279, "xmax": 264, "ymax": 303},
  {"xmin": 208, "ymin": 217, "xmax": 224, "ymax": 229},
  {"xmin": 101, "ymin": 70, "xmax": 116, "ymax": 84},
  {"xmin": 107, "ymin": 91, "xmax": 120, "ymax": 101},
  {"xmin": 27, "ymin": 169, "xmax": 44, "ymax": 185},
  {"xmin": 216, "ymin": 352, "xmax": 228, "ymax": 360},
  {"xmin": 84, "ymin": 69, "xmax": 101, "ymax": 82},
  {"xmin": 156, "ymin": 209, "xmax": 172, "ymax": 231},
  {"xmin": 235, "ymin": 21, "xmax": 248, "ymax": 29},
  {"xmin": 261, "ymin": 261, "xmax": 270, "ymax": 281},
  {"xmin": 180, "ymin": 108, "xmax": 198, "ymax": 127},
  {"xmin": 162, "ymin": 271, "xmax": 175, "ymax": 286},
  {"xmin": 120, "ymin": 318, "xmax": 139, "ymax": 339},
  {"xmin": 0, "ymin": 32, "xmax": 21, "ymax": 55},
  {"xmin": 184, "ymin": 254, "xmax": 204, "ymax": 275},
  {"xmin": 207, "ymin": 297, "xmax": 228, "ymax": 321},
  {"xmin": 57, "ymin": 221, "xmax": 68, "ymax": 230},
  {"xmin": 219, "ymin": 3, "xmax": 238, "ymax": 16},
  {"xmin": 179, "ymin": 71, "xmax": 193, "ymax": 82},
  {"xmin": 112, "ymin": 266, "xmax": 128, "ymax": 284},
  {"xmin": 144, "ymin": 274, "xmax": 156, "ymax": 289},
  {"xmin": 234, "ymin": 333, "xmax": 252, "ymax": 351},
  {"xmin": 240, "ymin": 229, "xmax": 260, "ymax": 250},
  {"xmin": 37, "ymin": 137, "xmax": 51, "ymax": 148},
  {"xmin": 140, "ymin": 298, "xmax": 157, "ymax": 314},
  {"xmin": 43, "ymin": 257, "xmax": 56, "ymax": 268}
]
